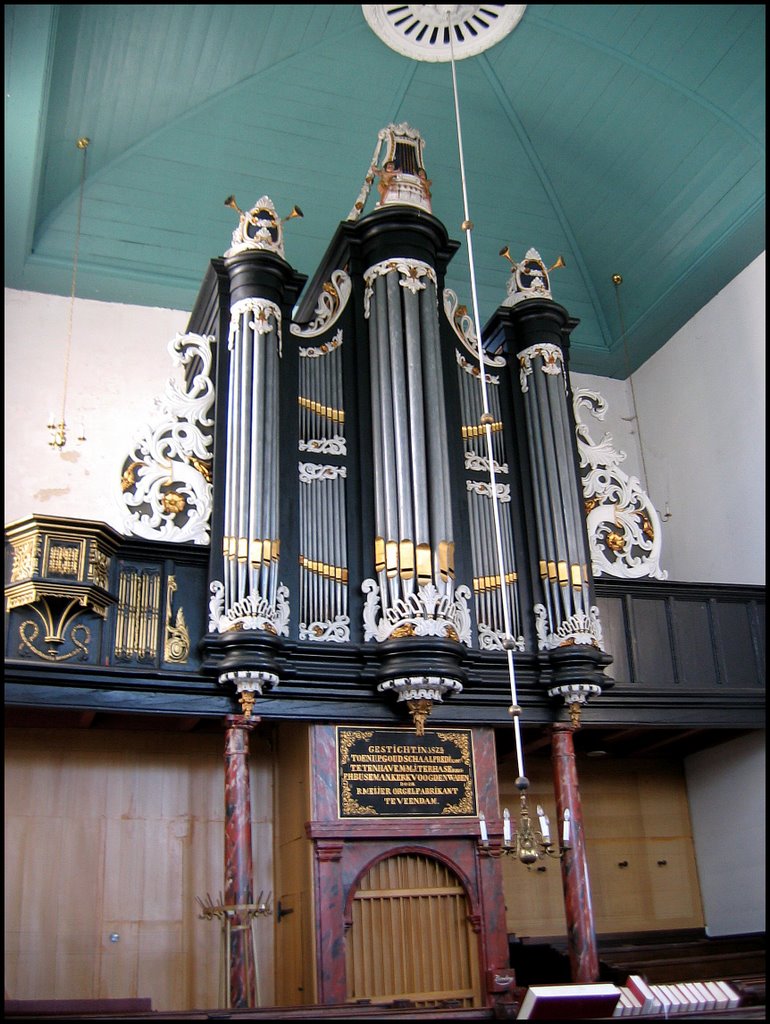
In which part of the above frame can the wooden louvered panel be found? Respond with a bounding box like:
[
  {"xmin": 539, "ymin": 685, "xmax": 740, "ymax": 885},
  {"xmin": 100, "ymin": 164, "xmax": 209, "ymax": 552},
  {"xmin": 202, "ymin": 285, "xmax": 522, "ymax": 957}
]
[{"xmin": 346, "ymin": 854, "xmax": 481, "ymax": 1008}]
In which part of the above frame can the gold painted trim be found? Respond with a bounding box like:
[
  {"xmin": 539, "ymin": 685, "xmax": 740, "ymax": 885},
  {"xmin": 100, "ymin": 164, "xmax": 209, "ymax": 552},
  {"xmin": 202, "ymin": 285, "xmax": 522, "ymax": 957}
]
[
  {"xmin": 416, "ymin": 543, "xmax": 432, "ymax": 586},
  {"xmin": 163, "ymin": 575, "xmax": 190, "ymax": 664},
  {"xmin": 462, "ymin": 421, "xmax": 503, "ymax": 439},
  {"xmin": 374, "ymin": 536, "xmax": 386, "ymax": 574},
  {"xmin": 299, "ymin": 555, "xmax": 349, "ymax": 583},
  {"xmin": 298, "ymin": 396, "xmax": 345, "ymax": 423},
  {"xmin": 399, "ymin": 539, "xmax": 415, "ymax": 580}
]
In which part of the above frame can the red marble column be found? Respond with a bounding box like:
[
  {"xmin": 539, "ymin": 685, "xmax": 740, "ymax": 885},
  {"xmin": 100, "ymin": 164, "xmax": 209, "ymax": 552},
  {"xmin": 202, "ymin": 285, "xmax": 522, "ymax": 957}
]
[
  {"xmin": 551, "ymin": 723, "xmax": 599, "ymax": 983},
  {"xmin": 224, "ymin": 714, "xmax": 258, "ymax": 1008}
]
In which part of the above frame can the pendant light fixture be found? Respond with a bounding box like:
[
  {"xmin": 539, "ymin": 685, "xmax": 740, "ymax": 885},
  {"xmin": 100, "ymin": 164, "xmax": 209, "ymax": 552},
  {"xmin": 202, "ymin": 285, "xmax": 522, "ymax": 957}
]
[{"xmin": 48, "ymin": 136, "xmax": 89, "ymax": 451}]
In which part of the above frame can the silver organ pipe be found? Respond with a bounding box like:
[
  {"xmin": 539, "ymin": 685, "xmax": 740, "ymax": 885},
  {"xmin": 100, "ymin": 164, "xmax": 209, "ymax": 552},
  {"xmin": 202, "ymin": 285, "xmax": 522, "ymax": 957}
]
[
  {"xmin": 297, "ymin": 330, "xmax": 349, "ymax": 642},
  {"xmin": 365, "ymin": 259, "xmax": 456, "ymax": 616},
  {"xmin": 221, "ymin": 298, "xmax": 283, "ymax": 618},
  {"xmin": 519, "ymin": 343, "xmax": 590, "ymax": 637},
  {"xmin": 457, "ymin": 351, "xmax": 522, "ymax": 649}
]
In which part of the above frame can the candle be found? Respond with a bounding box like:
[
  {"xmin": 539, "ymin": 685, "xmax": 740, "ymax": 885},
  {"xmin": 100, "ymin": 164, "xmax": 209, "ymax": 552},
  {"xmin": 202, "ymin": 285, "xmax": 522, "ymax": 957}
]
[
  {"xmin": 537, "ymin": 804, "xmax": 551, "ymax": 844},
  {"xmin": 562, "ymin": 808, "xmax": 571, "ymax": 846},
  {"xmin": 503, "ymin": 808, "xmax": 512, "ymax": 844},
  {"xmin": 479, "ymin": 812, "xmax": 488, "ymax": 843}
]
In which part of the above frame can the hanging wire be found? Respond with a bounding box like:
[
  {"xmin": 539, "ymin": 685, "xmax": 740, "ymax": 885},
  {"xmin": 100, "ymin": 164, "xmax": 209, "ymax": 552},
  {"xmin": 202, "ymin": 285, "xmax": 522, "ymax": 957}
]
[
  {"xmin": 50, "ymin": 137, "xmax": 89, "ymax": 449},
  {"xmin": 446, "ymin": 14, "xmax": 527, "ymax": 785}
]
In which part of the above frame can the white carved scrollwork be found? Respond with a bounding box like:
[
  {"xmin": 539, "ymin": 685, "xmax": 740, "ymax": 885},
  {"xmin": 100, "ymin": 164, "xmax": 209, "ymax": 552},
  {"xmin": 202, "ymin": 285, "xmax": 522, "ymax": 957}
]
[
  {"xmin": 291, "ymin": 274, "xmax": 351, "ymax": 338},
  {"xmin": 534, "ymin": 603, "xmax": 605, "ymax": 651},
  {"xmin": 445, "ymin": 290, "xmax": 506, "ymax": 366},
  {"xmin": 118, "ymin": 332, "xmax": 215, "ymax": 544},
  {"xmin": 298, "ymin": 463, "xmax": 347, "ymax": 484},
  {"xmin": 298, "ymin": 330, "xmax": 343, "ymax": 359},
  {"xmin": 517, "ymin": 343, "xmax": 565, "ymax": 393},
  {"xmin": 298, "ymin": 436, "xmax": 347, "ymax": 456},
  {"xmin": 363, "ymin": 259, "xmax": 437, "ymax": 319},
  {"xmin": 466, "ymin": 479, "xmax": 511, "ymax": 502},
  {"xmin": 477, "ymin": 625, "xmax": 525, "ymax": 652},
  {"xmin": 362, "ymin": 579, "xmax": 472, "ymax": 644},
  {"xmin": 573, "ymin": 388, "xmax": 668, "ymax": 580},
  {"xmin": 299, "ymin": 617, "xmax": 351, "ymax": 643},
  {"xmin": 229, "ymin": 297, "xmax": 282, "ymax": 353},
  {"xmin": 209, "ymin": 579, "xmax": 290, "ymax": 636}
]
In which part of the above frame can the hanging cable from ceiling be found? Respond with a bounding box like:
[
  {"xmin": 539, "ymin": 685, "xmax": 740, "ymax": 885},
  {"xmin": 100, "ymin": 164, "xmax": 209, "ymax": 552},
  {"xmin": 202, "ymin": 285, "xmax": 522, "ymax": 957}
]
[
  {"xmin": 48, "ymin": 137, "xmax": 89, "ymax": 451},
  {"xmin": 445, "ymin": 11, "xmax": 527, "ymax": 786}
]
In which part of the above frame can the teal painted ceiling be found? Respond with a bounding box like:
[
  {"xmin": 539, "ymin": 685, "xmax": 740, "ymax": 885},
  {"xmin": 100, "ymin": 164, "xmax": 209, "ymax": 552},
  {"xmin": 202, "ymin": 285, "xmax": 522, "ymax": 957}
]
[{"xmin": 5, "ymin": 4, "xmax": 765, "ymax": 376}]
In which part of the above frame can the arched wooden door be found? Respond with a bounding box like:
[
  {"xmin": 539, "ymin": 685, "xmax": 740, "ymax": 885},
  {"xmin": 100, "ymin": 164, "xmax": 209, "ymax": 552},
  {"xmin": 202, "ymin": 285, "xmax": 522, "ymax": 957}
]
[{"xmin": 345, "ymin": 852, "xmax": 483, "ymax": 1008}]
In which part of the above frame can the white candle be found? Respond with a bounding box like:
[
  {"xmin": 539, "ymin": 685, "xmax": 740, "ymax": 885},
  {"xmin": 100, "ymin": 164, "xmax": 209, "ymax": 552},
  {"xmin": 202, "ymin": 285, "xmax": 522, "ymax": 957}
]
[
  {"xmin": 562, "ymin": 808, "xmax": 571, "ymax": 846},
  {"xmin": 537, "ymin": 804, "xmax": 551, "ymax": 844},
  {"xmin": 503, "ymin": 808, "xmax": 512, "ymax": 844},
  {"xmin": 479, "ymin": 812, "xmax": 488, "ymax": 843}
]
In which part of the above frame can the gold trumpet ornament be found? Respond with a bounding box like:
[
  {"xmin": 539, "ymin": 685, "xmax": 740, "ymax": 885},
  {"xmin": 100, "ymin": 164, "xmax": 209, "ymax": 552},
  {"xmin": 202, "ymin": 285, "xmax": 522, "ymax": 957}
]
[
  {"xmin": 499, "ymin": 246, "xmax": 565, "ymax": 306},
  {"xmin": 223, "ymin": 195, "xmax": 303, "ymax": 258}
]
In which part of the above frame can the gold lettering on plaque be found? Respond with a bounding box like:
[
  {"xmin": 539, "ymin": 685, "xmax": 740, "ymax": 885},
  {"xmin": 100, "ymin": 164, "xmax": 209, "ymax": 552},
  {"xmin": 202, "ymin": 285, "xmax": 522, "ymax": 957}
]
[{"xmin": 338, "ymin": 728, "xmax": 476, "ymax": 818}]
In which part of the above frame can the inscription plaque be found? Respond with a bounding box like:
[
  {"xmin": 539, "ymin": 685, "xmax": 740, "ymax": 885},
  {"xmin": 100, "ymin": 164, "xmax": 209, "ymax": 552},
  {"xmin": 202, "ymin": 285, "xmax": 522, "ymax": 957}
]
[{"xmin": 338, "ymin": 727, "xmax": 477, "ymax": 818}]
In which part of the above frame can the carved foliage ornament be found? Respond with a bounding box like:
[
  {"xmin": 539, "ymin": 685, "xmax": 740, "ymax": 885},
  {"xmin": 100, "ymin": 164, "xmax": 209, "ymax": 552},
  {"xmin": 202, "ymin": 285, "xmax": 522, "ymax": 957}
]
[
  {"xmin": 444, "ymin": 289, "xmax": 506, "ymax": 367},
  {"xmin": 518, "ymin": 343, "xmax": 565, "ymax": 393},
  {"xmin": 363, "ymin": 259, "xmax": 437, "ymax": 319},
  {"xmin": 208, "ymin": 579, "xmax": 290, "ymax": 637},
  {"xmin": 119, "ymin": 332, "xmax": 215, "ymax": 545},
  {"xmin": 291, "ymin": 271, "xmax": 352, "ymax": 338},
  {"xmin": 573, "ymin": 388, "xmax": 668, "ymax": 580},
  {"xmin": 534, "ymin": 603, "xmax": 605, "ymax": 652},
  {"xmin": 229, "ymin": 297, "xmax": 282, "ymax": 353},
  {"xmin": 362, "ymin": 578, "xmax": 472, "ymax": 645}
]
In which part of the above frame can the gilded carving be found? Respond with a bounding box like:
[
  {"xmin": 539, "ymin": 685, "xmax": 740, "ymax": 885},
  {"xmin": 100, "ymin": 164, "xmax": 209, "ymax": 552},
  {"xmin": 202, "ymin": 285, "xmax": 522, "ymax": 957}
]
[
  {"xmin": 573, "ymin": 387, "xmax": 668, "ymax": 580},
  {"xmin": 10, "ymin": 536, "xmax": 40, "ymax": 583},
  {"xmin": 18, "ymin": 598, "xmax": 91, "ymax": 661},
  {"xmin": 47, "ymin": 544, "xmax": 81, "ymax": 578},
  {"xmin": 291, "ymin": 271, "xmax": 352, "ymax": 338},
  {"xmin": 119, "ymin": 332, "xmax": 215, "ymax": 544},
  {"xmin": 163, "ymin": 576, "xmax": 190, "ymax": 664},
  {"xmin": 88, "ymin": 548, "xmax": 110, "ymax": 591},
  {"xmin": 114, "ymin": 568, "xmax": 161, "ymax": 661}
]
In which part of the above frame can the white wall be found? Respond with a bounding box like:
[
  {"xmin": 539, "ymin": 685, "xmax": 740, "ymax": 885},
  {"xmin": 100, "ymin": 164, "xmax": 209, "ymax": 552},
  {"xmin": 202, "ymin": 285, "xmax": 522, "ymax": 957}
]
[
  {"xmin": 685, "ymin": 731, "xmax": 766, "ymax": 936},
  {"xmin": 633, "ymin": 253, "xmax": 765, "ymax": 584},
  {"xmin": 571, "ymin": 252, "xmax": 765, "ymax": 586},
  {"xmin": 4, "ymin": 289, "xmax": 189, "ymax": 534}
]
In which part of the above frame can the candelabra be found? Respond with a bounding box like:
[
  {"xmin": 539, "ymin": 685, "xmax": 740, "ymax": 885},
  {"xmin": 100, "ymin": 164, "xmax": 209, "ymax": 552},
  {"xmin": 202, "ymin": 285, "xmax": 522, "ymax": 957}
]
[
  {"xmin": 197, "ymin": 890, "xmax": 273, "ymax": 1008},
  {"xmin": 47, "ymin": 417, "xmax": 86, "ymax": 450},
  {"xmin": 479, "ymin": 777, "xmax": 571, "ymax": 865}
]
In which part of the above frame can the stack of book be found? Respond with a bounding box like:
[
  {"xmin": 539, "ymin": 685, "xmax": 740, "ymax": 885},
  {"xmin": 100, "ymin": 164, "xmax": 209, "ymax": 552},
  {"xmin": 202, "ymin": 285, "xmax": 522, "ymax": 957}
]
[
  {"xmin": 517, "ymin": 983, "xmax": 622, "ymax": 1019},
  {"xmin": 612, "ymin": 974, "xmax": 742, "ymax": 1016}
]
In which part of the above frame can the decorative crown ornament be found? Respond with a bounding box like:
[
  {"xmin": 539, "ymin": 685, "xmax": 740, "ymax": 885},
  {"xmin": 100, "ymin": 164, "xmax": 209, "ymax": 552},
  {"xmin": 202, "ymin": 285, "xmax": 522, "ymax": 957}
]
[
  {"xmin": 348, "ymin": 123, "xmax": 433, "ymax": 220},
  {"xmin": 500, "ymin": 246, "xmax": 566, "ymax": 306},
  {"xmin": 223, "ymin": 195, "xmax": 303, "ymax": 258}
]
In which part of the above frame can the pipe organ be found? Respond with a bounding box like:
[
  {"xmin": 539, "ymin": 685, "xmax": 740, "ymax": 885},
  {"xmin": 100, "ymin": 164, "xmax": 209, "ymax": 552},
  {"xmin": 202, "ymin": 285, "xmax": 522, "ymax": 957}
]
[
  {"xmin": 5, "ymin": 119, "xmax": 763, "ymax": 1015},
  {"xmin": 136, "ymin": 122, "xmax": 612, "ymax": 1008},
  {"xmin": 202, "ymin": 124, "xmax": 609, "ymax": 731}
]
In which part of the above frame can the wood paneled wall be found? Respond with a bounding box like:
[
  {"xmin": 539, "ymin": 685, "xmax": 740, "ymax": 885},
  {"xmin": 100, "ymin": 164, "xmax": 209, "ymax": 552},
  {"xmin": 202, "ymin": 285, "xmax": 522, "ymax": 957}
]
[
  {"xmin": 499, "ymin": 755, "xmax": 705, "ymax": 938},
  {"xmin": 6, "ymin": 723, "xmax": 706, "ymax": 1010},
  {"xmin": 273, "ymin": 722, "xmax": 314, "ymax": 1006},
  {"xmin": 4, "ymin": 725, "xmax": 275, "ymax": 1012}
]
